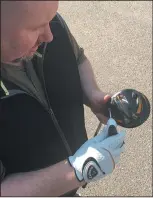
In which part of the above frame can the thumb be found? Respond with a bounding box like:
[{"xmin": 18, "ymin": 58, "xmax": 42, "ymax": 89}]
[{"xmin": 103, "ymin": 94, "xmax": 111, "ymax": 104}]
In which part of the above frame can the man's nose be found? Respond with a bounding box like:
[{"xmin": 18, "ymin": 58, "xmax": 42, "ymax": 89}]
[{"xmin": 40, "ymin": 25, "xmax": 53, "ymax": 43}]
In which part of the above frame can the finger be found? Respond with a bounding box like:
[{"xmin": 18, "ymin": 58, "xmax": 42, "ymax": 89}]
[
  {"xmin": 113, "ymin": 155, "xmax": 120, "ymax": 164},
  {"xmin": 95, "ymin": 125, "xmax": 109, "ymax": 142},
  {"xmin": 103, "ymin": 94, "xmax": 112, "ymax": 104},
  {"xmin": 112, "ymin": 145, "xmax": 125, "ymax": 164},
  {"xmin": 113, "ymin": 145, "xmax": 125, "ymax": 156},
  {"xmin": 101, "ymin": 131, "xmax": 126, "ymax": 150}
]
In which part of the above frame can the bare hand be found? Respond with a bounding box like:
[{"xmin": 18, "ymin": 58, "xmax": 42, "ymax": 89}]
[{"xmin": 89, "ymin": 91, "xmax": 112, "ymax": 124}]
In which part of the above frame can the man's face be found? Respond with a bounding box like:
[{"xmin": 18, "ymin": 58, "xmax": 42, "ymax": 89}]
[{"xmin": 1, "ymin": 1, "xmax": 58, "ymax": 63}]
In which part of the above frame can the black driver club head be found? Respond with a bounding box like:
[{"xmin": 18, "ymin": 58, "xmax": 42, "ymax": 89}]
[{"xmin": 104, "ymin": 89, "xmax": 150, "ymax": 128}]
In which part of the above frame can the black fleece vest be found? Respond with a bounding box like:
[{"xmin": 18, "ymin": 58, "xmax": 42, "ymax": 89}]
[{"xmin": 0, "ymin": 16, "xmax": 87, "ymax": 175}]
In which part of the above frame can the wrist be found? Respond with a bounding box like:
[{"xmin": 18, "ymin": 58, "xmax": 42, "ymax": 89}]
[
  {"xmin": 90, "ymin": 89, "xmax": 104, "ymax": 102},
  {"xmin": 88, "ymin": 90, "xmax": 107, "ymax": 110},
  {"xmin": 84, "ymin": 89, "xmax": 102, "ymax": 106},
  {"xmin": 67, "ymin": 157, "xmax": 86, "ymax": 187},
  {"xmin": 68, "ymin": 156, "xmax": 84, "ymax": 182}
]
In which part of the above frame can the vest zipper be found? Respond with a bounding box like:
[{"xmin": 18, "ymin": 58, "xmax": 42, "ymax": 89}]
[
  {"xmin": 2, "ymin": 87, "xmax": 73, "ymax": 157},
  {"xmin": 41, "ymin": 43, "xmax": 72, "ymax": 156}
]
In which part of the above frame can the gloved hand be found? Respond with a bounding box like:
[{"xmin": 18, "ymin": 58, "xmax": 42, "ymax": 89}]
[{"xmin": 68, "ymin": 118, "xmax": 125, "ymax": 183}]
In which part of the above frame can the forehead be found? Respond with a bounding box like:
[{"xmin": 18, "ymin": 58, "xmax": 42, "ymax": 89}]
[
  {"xmin": 23, "ymin": 2, "xmax": 57, "ymax": 16},
  {"xmin": 9, "ymin": 1, "xmax": 58, "ymax": 28}
]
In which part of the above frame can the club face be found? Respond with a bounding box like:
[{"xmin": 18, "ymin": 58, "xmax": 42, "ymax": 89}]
[{"xmin": 107, "ymin": 89, "xmax": 151, "ymax": 128}]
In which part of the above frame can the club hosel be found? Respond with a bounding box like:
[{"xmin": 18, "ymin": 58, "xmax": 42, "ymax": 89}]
[{"xmin": 107, "ymin": 118, "xmax": 117, "ymax": 128}]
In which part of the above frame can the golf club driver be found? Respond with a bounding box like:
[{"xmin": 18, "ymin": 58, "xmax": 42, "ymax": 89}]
[{"xmin": 94, "ymin": 89, "xmax": 150, "ymax": 136}]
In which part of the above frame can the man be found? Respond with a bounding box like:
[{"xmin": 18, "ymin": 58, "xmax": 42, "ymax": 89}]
[{"xmin": 0, "ymin": 1, "xmax": 125, "ymax": 196}]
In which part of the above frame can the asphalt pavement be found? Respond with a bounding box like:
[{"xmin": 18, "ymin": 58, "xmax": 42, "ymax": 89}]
[{"xmin": 59, "ymin": 1, "xmax": 152, "ymax": 196}]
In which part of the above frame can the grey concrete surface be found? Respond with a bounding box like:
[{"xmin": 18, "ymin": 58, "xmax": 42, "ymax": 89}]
[{"xmin": 59, "ymin": 1, "xmax": 152, "ymax": 197}]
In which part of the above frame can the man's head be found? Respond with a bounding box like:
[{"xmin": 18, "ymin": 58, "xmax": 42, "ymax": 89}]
[{"xmin": 1, "ymin": 1, "xmax": 58, "ymax": 64}]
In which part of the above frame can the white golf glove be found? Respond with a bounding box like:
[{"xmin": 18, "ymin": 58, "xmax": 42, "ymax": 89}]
[{"xmin": 68, "ymin": 118, "xmax": 125, "ymax": 183}]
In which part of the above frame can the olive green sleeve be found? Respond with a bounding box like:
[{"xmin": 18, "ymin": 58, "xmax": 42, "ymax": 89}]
[{"xmin": 56, "ymin": 13, "xmax": 87, "ymax": 65}]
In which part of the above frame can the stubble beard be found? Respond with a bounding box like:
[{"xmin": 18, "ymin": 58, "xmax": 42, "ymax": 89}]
[{"xmin": 12, "ymin": 54, "xmax": 34, "ymax": 63}]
